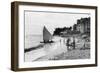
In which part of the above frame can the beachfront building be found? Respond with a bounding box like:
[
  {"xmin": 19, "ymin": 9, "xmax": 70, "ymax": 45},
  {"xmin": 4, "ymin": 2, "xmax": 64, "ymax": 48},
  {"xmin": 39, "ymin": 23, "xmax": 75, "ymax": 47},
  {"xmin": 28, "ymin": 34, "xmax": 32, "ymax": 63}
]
[
  {"xmin": 73, "ymin": 24, "xmax": 77, "ymax": 31},
  {"xmin": 73, "ymin": 17, "xmax": 90, "ymax": 34}
]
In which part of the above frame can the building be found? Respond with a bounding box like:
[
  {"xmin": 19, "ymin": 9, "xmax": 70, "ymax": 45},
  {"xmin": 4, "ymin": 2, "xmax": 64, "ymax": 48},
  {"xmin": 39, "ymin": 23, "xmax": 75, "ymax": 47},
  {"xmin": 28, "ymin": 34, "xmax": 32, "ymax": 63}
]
[
  {"xmin": 73, "ymin": 24, "xmax": 77, "ymax": 31},
  {"xmin": 73, "ymin": 17, "xmax": 90, "ymax": 34}
]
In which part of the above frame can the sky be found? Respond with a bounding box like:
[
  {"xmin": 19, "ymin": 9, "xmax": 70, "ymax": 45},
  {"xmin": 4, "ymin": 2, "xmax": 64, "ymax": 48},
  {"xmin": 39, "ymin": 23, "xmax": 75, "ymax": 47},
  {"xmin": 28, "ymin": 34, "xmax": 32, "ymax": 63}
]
[{"xmin": 25, "ymin": 11, "xmax": 90, "ymax": 35}]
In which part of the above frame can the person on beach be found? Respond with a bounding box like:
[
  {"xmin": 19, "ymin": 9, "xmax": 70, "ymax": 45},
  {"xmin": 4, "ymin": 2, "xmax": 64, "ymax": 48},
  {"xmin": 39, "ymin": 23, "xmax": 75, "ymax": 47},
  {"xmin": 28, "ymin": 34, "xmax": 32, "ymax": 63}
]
[
  {"xmin": 66, "ymin": 38, "xmax": 70, "ymax": 49},
  {"xmin": 60, "ymin": 39, "xmax": 61, "ymax": 44},
  {"xmin": 73, "ymin": 37, "xmax": 75, "ymax": 49}
]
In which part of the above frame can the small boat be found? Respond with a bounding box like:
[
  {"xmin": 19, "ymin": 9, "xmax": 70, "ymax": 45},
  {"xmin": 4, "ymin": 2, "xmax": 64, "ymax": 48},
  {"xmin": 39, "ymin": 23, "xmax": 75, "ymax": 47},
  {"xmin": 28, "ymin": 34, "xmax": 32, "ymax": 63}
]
[{"xmin": 40, "ymin": 26, "xmax": 54, "ymax": 43}]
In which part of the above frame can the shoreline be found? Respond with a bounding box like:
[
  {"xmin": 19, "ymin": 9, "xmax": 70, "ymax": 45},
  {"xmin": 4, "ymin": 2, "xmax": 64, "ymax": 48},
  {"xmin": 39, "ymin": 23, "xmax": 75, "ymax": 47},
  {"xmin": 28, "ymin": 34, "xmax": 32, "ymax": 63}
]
[{"xmin": 25, "ymin": 44, "xmax": 44, "ymax": 53}]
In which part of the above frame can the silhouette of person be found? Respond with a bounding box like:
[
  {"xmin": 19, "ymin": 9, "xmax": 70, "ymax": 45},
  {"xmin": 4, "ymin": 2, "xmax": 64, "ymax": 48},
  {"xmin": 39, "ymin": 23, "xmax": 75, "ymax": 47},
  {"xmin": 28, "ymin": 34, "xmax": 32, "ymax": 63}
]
[
  {"xmin": 60, "ymin": 39, "xmax": 61, "ymax": 43},
  {"xmin": 66, "ymin": 38, "xmax": 70, "ymax": 49},
  {"xmin": 73, "ymin": 36, "xmax": 75, "ymax": 49}
]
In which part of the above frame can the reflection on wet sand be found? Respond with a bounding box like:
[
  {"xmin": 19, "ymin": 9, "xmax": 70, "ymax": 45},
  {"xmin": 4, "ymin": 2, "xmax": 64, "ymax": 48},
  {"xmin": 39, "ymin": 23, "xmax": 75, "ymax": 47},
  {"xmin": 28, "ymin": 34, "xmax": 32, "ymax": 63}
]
[
  {"xmin": 25, "ymin": 37, "xmax": 67, "ymax": 62},
  {"xmin": 25, "ymin": 36, "xmax": 90, "ymax": 62}
]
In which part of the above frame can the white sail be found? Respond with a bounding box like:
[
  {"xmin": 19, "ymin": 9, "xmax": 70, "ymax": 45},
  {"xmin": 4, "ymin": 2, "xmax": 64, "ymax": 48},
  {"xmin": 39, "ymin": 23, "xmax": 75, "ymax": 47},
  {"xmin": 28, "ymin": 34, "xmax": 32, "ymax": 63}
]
[{"xmin": 43, "ymin": 26, "xmax": 52, "ymax": 42}]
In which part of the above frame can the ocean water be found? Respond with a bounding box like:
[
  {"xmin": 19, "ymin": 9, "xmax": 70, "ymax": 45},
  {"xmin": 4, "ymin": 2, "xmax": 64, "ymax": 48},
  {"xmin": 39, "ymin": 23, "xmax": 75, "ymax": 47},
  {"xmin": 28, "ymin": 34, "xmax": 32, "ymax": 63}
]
[{"xmin": 25, "ymin": 35, "xmax": 43, "ymax": 49}]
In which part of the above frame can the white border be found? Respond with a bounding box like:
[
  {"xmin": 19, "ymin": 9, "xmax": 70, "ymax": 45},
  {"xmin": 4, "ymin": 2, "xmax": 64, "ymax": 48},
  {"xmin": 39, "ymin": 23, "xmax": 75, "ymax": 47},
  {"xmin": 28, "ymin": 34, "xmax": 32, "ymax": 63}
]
[{"xmin": 18, "ymin": 5, "xmax": 96, "ymax": 68}]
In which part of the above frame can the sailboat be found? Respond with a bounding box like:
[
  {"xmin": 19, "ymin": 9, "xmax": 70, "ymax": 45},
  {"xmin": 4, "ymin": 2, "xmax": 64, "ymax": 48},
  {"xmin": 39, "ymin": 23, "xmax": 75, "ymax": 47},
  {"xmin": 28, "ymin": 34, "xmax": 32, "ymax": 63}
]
[{"xmin": 40, "ymin": 26, "xmax": 54, "ymax": 43}]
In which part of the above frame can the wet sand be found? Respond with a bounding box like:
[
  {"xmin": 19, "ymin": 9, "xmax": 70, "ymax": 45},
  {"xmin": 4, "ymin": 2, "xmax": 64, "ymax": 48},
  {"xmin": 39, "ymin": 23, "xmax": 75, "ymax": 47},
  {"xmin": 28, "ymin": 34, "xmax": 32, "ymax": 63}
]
[
  {"xmin": 25, "ymin": 36, "xmax": 90, "ymax": 62},
  {"xmin": 25, "ymin": 37, "xmax": 67, "ymax": 62}
]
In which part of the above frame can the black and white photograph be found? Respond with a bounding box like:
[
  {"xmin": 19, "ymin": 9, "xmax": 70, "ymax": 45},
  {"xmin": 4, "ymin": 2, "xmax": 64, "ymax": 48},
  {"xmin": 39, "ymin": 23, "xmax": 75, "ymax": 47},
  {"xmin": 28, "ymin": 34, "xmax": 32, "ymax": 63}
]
[
  {"xmin": 24, "ymin": 11, "xmax": 91, "ymax": 62},
  {"xmin": 11, "ymin": 2, "xmax": 97, "ymax": 71}
]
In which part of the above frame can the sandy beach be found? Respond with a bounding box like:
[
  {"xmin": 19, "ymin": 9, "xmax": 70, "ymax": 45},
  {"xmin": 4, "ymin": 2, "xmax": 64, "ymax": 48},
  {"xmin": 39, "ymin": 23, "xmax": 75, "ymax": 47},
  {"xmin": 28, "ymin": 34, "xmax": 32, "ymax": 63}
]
[{"xmin": 25, "ymin": 36, "xmax": 90, "ymax": 62}]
